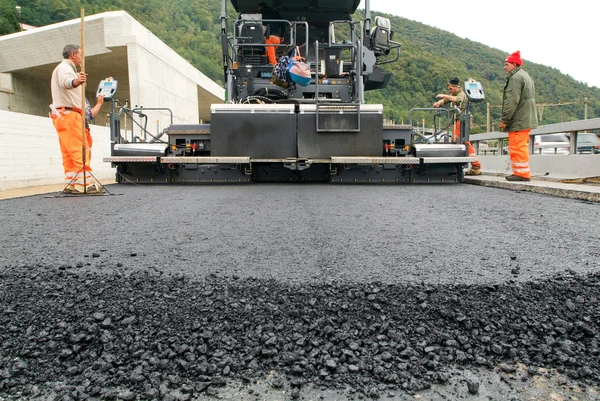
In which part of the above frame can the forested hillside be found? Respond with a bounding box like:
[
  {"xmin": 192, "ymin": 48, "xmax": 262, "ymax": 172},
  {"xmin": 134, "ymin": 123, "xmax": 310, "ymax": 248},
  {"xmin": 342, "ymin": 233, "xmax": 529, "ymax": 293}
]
[{"xmin": 1, "ymin": 0, "xmax": 599, "ymax": 132}]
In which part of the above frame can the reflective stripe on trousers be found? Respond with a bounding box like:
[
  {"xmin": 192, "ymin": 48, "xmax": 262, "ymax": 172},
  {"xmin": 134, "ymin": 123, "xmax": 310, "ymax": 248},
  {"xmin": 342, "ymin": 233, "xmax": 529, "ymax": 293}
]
[
  {"xmin": 465, "ymin": 141, "xmax": 481, "ymax": 169},
  {"xmin": 508, "ymin": 129, "xmax": 531, "ymax": 178},
  {"xmin": 71, "ymin": 171, "xmax": 93, "ymax": 190}
]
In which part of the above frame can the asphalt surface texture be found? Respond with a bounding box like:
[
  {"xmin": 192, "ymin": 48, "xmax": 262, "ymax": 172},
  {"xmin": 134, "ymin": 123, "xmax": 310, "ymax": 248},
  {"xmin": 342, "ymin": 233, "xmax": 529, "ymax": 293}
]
[{"xmin": 1, "ymin": 181, "xmax": 599, "ymax": 401}]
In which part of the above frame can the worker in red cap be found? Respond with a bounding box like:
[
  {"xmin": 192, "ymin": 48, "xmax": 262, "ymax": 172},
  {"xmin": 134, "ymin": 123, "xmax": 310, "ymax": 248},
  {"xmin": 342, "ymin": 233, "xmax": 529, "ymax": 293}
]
[{"xmin": 499, "ymin": 50, "xmax": 538, "ymax": 181}]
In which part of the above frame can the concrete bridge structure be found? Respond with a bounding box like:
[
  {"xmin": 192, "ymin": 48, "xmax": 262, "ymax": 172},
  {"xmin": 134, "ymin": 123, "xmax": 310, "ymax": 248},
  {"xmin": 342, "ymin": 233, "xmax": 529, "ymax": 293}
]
[{"xmin": 0, "ymin": 11, "xmax": 223, "ymax": 191}]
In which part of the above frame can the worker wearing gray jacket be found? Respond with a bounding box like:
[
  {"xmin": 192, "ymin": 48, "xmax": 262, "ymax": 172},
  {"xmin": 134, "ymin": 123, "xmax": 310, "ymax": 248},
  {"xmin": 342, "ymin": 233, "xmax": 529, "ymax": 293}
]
[{"xmin": 499, "ymin": 50, "xmax": 538, "ymax": 182}]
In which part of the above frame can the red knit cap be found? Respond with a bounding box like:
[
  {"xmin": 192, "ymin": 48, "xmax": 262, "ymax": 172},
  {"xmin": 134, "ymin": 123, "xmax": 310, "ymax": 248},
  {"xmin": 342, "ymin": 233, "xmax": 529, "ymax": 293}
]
[{"xmin": 505, "ymin": 50, "xmax": 522, "ymax": 66}]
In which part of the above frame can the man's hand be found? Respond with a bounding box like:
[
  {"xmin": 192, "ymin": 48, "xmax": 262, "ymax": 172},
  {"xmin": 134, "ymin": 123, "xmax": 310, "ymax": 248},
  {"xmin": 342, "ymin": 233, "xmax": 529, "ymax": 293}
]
[
  {"xmin": 433, "ymin": 96, "xmax": 444, "ymax": 108},
  {"xmin": 498, "ymin": 121, "xmax": 506, "ymax": 130},
  {"xmin": 90, "ymin": 94, "xmax": 106, "ymax": 119},
  {"xmin": 73, "ymin": 72, "xmax": 88, "ymax": 87},
  {"xmin": 433, "ymin": 94, "xmax": 446, "ymax": 108}
]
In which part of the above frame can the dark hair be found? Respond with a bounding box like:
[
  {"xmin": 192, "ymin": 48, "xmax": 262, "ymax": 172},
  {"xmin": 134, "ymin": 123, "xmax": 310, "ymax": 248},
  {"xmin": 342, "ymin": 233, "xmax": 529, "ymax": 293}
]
[
  {"xmin": 447, "ymin": 77, "xmax": 460, "ymax": 86},
  {"xmin": 62, "ymin": 44, "xmax": 81, "ymax": 59},
  {"xmin": 258, "ymin": 2, "xmax": 267, "ymax": 8}
]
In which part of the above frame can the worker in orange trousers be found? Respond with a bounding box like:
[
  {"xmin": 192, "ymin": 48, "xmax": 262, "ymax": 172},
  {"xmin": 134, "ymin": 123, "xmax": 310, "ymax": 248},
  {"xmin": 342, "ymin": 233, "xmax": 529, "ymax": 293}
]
[{"xmin": 499, "ymin": 51, "xmax": 538, "ymax": 182}]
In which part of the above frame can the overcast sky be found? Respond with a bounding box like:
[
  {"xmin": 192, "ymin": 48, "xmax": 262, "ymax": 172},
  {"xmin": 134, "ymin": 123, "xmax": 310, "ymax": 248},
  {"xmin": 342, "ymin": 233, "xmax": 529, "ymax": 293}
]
[{"xmin": 360, "ymin": 0, "xmax": 599, "ymax": 88}]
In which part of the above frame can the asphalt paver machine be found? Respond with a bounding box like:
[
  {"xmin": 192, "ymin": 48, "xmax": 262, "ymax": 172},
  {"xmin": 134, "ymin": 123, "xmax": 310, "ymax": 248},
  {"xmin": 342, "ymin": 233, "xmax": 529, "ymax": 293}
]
[{"xmin": 104, "ymin": 0, "xmax": 477, "ymax": 183}]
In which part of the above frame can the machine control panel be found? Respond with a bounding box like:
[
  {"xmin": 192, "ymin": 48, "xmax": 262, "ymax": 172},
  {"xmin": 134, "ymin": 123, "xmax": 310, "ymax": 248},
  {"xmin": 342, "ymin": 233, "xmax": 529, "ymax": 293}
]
[
  {"xmin": 464, "ymin": 79, "xmax": 484, "ymax": 102},
  {"xmin": 96, "ymin": 77, "xmax": 118, "ymax": 100}
]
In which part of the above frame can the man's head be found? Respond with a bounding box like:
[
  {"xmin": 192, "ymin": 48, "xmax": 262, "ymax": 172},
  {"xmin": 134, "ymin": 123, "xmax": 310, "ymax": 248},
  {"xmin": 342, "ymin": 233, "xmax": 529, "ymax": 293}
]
[
  {"xmin": 504, "ymin": 50, "xmax": 522, "ymax": 74},
  {"xmin": 62, "ymin": 44, "xmax": 82, "ymax": 67},
  {"xmin": 258, "ymin": 2, "xmax": 267, "ymax": 10},
  {"xmin": 447, "ymin": 77, "xmax": 461, "ymax": 94}
]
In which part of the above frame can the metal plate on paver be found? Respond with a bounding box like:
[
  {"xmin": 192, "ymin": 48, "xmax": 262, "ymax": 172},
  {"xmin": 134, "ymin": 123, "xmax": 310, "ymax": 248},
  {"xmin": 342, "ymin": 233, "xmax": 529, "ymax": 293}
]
[
  {"xmin": 211, "ymin": 104, "xmax": 295, "ymax": 113},
  {"xmin": 161, "ymin": 157, "xmax": 250, "ymax": 164},
  {"xmin": 330, "ymin": 156, "xmax": 420, "ymax": 164},
  {"xmin": 112, "ymin": 143, "xmax": 169, "ymax": 156},
  {"xmin": 299, "ymin": 104, "xmax": 383, "ymax": 113},
  {"xmin": 421, "ymin": 157, "xmax": 476, "ymax": 164},
  {"xmin": 211, "ymin": 106, "xmax": 297, "ymax": 158},
  {"xmin": 250, "ymin": 158, "xmax": 332, "ymax": 164},
  {"xmin": 103, "ymin": 156, "xmax": 160, "ymax": 163}
]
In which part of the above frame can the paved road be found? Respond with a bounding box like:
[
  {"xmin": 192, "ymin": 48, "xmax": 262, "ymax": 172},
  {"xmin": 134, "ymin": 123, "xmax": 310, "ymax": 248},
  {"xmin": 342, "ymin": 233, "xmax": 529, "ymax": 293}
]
[
  {"xmin": 2, "ymin": 182, "xmax": 600, "ymax": 400},
  {"xmin": 1, "ymin": 182, "xmax": 598, "ymax": 285}
]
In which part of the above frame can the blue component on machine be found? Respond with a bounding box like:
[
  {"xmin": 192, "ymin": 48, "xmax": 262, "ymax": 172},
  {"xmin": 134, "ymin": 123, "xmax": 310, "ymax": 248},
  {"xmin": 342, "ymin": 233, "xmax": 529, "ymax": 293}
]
[{"xmin": 96, "ymin": 77, "xmax": 118, "ymax": 100}]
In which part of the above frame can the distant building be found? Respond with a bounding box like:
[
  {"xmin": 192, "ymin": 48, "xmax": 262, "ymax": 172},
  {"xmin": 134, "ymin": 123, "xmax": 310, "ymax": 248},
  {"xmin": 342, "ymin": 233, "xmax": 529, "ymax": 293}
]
[{"xmin": 0, "ymin": 10, "xmax": 224, "ymax": 126}]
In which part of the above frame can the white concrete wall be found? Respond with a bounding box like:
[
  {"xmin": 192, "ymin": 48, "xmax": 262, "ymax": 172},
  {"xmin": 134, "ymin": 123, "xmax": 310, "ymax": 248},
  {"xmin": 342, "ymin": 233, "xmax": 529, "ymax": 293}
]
[
  {"xmin": 478, "ymin": 154, "xmax": 600, "ymax": 180},
  {"xmin": 127, "ymin": 43, "xmax": 199, "ymax": 126},
  {"xmin": 0, "ymin": 73, "xmax": 14, "ymax": 112},
  {"xmin": 0, "ymin": 110, "xmax": 114, "ymax": 191},
  {"xmin": 9, "ymin": 72, "xmax": 52, "ymax": 117}
]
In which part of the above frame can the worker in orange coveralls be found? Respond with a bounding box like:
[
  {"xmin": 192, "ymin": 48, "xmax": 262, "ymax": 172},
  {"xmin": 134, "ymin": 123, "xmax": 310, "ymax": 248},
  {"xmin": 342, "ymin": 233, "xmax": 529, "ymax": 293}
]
[
  {"xmin": 50, "ymin": 44, "xmax": 104, "ymax": 194},
  {"xmin": 499, "ymin": 50, "xmax": 538, "ymax": 182},
  {"xmin": 258, "ymin": 2, "xmax": 284, "ymax": 65}
]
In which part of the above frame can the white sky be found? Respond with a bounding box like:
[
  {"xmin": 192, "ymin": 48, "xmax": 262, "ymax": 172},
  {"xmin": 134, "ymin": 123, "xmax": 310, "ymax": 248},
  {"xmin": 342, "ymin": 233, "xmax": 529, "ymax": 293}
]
[{"xmin": 360, "ymin": 0, "xmax": 599, "ymax": 88}]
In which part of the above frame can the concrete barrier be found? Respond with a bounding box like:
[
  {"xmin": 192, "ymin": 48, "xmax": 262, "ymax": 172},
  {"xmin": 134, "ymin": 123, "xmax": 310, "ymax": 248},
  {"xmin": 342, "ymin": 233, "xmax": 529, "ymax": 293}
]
[
  {"xmin": 476, "ymin": 154, "xmax": 600, "ymax": 180},
  {"xmin": 471, "ymin": 119, "xmax": 600, "ymax": 180},
  {"xmin": 0, "ymin": 110, "xmax": 115, "ymax": 191}
]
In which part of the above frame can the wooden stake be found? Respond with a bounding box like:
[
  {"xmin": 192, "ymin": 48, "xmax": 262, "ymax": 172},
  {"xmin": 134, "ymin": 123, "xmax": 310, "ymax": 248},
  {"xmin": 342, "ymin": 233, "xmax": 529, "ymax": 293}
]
[{"xmin": 80, "ymin": 8, "xmax": 87, "ymax": 191}]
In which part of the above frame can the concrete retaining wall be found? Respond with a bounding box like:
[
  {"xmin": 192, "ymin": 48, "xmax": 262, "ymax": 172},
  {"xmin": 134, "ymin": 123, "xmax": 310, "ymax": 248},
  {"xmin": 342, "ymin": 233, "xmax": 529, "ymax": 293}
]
[
  {"xmin": 477, "ymin": 154, "xmax": 600, "ymax": 180},
  {"xmin": 0, "ymin": 110, "xmax": 114, "ymax": 191}
]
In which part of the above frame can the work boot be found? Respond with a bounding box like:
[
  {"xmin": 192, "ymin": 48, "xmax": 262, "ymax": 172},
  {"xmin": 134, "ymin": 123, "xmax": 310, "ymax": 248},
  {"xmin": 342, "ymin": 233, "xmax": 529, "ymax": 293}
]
[
  {"xmin": 70, "ymin": 183, "xmax": 103, "ymax": 194},
  {"xmin": 84, "ymin": 183, "xmax": 104, "ymax": 194},
  {"xmin": 62, "ymin": 185, "xmax": 74, "ymax": 194},
  {"xmin": 465, "ymin": 167, "xmax": 482, "ymax": 176},
  {"xmin": 505, "ymin": 175, "xmax": 530, "ymax": 182}
]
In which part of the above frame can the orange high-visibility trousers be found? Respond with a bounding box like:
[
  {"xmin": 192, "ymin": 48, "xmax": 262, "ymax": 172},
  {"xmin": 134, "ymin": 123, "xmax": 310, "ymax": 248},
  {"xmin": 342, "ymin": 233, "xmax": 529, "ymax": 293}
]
[
  {"xmin": 52, "ymin": 110, "xmax": 93, "ymax": 188},
  {"xmin": 265, "ymin": 35, "xmax": 281, "ymax": 65},
  {"xmin": 508, "ymin": 129, "xmax": 531, "ymax": 179},
  {"xmin": 454, "ymin": 121, "xmax": 481, "ymax": 169},
  {"xmin": 465, "ymin": 141, "xmax": 481, "ymax": 169}
]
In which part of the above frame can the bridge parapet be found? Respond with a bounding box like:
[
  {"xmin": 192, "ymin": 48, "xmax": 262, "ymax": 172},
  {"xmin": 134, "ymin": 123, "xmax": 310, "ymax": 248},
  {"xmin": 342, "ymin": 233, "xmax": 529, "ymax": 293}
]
[
  {"xmin": 469, "ymin": 118, "xmax": 600, "ymax": 179},
  {"xmin": 470, "ymin": 117, "xmax": 600, "ymax": 155}
]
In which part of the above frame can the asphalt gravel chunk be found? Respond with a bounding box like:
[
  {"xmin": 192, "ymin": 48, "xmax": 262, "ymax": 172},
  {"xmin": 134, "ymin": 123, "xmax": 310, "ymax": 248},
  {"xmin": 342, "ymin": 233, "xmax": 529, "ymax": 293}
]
[{"xmin": 1, "ymin": 267, "xmax": 600, "ymax": 400}]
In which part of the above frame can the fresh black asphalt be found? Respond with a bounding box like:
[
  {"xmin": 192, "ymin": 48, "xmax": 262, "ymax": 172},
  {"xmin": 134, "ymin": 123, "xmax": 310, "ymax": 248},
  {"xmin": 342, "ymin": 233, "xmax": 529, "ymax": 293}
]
[{"xmin": 1, "ymin": 183, "xmax": 599, "ymax": 400}]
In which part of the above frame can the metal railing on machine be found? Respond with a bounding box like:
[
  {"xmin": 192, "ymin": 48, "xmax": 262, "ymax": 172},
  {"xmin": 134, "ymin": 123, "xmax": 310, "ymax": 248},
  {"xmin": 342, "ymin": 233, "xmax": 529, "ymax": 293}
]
[{"xmin": 117, "ymin": 104, "xmax": 174, "ymax": 144}]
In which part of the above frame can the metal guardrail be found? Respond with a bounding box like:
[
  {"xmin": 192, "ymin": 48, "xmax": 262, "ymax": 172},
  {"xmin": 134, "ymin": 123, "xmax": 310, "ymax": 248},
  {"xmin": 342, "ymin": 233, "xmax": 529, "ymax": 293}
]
[{"xmin": 470, "ymin": 117, "xmax": 600, "ymax": 155}]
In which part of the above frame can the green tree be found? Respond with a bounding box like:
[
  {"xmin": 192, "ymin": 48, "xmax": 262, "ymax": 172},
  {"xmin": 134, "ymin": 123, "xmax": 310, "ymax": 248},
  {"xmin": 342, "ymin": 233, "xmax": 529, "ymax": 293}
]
[{"xmin": 0, "ymin": 5, "xmax": 20, "ymax": 34}]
